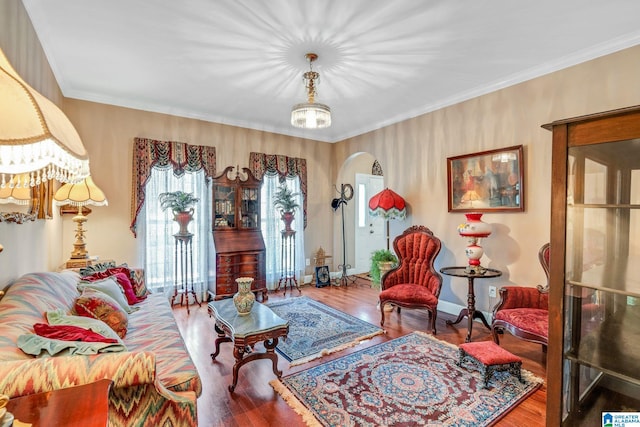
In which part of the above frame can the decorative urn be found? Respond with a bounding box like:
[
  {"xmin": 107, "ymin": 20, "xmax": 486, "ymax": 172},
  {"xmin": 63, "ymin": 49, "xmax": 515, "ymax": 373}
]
[
  {"xmin": 233, "ymin": 277, "xmax": 256, "ymax": 315},
  {"xmin": 174, "ymin": 209, "xmax": 194, "ymax": 235}
]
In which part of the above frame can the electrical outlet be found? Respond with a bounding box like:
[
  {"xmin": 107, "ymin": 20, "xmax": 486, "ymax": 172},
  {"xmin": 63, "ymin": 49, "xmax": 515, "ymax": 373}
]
[
  {"xmin": 488, "ymin": 286, "xmax": 497, "ymax": 298},
  {"xmin": 305, "ymin": 258, "xmax": 310, "ymax": 266}
]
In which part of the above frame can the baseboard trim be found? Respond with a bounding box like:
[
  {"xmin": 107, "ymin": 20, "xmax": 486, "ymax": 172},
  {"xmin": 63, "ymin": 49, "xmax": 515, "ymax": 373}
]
[{"xmin": 437, "ymin": 300, "xmax": 493, "ymax": 324}]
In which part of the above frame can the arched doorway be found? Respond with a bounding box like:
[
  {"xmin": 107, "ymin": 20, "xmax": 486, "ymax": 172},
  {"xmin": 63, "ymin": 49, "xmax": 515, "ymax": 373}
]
[{"xmin": 335, "ymin": 152, "xmax": 386, "ymax": 275}]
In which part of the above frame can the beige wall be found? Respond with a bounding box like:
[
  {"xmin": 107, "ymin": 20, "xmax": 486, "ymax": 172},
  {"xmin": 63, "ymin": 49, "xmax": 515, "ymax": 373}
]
[
  {"xmin": 333, "ymin": 45, "xmax": 640, "ymax": 310},
  {"xmin": 2, "ymin": 0, "xmax": 640, "ymax": 315},
  {"xmin": 60, "ymin": 101, "xmax": 333, "ymax": 270}
]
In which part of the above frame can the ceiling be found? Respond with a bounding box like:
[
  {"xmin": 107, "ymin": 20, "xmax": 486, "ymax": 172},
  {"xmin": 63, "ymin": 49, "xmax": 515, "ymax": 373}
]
[{"xmin": 22, "ymin": 0, "xmax": 640, "ymax": 143}]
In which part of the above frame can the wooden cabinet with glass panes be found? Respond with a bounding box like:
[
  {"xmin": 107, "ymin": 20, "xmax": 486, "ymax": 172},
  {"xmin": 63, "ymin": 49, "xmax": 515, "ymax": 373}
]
[
  {"xmin": 211, "ymin": 166, "xmax": 266, "ymax": 301},
  {"xmin": 544, "ymin": 106, "xmax": 640, "ymax": 426}
]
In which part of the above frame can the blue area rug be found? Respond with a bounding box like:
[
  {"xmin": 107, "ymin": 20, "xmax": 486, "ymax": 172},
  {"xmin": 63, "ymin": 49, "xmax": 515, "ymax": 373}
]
[
  {"xmin": 267, "ymin": 296, "xmax": 384, "ymax": 366},
  {"xmin": 271, "ymin": 331, "xmax": 543, "ymax": 426}
]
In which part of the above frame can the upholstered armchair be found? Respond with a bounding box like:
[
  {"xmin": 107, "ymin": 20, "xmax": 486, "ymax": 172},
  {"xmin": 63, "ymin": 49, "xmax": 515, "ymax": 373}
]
[
  {"xmin": 379, "ymin": 225, "xmax": 443, "ymax": 334},
  {"xmin": 491, "ymin": 243, "xmax": 550, "ymax": 350}
]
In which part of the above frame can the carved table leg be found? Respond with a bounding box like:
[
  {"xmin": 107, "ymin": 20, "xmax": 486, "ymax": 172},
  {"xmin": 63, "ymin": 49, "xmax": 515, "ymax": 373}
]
[
  {"xmin": 263, "ymin": 337, "xmax": 282, "ymax": 378},
  {"xmin": 211, "ymin": 323, "xmax": 231, "ymax": 361},
  {"xmin": 229, "ymin": 344, "xmax": 247, "ymax": 393}
]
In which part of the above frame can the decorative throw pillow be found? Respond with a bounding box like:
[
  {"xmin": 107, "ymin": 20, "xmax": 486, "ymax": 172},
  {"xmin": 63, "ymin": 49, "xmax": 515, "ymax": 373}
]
[
  {"xmin": 74, "ymin": 288, "xmax": 128, "ymax": 338},
  {"xmin": 82, "ymin": 271, "xmax": 142, "ymax": 305},
  {"xmin": 111, "ymin": 272, "xmax": 142, "ymax": 305},
  {"xmin": 84, "ymin": 265, "xmax": 150, "ymax": 299},
  {"xmin": 126, "ymin": 267, "xmax": 150, "ymax": 299},
  {"xmin": 78, "ymin": 261, "xmax": 117, "ymax": 277},
  {"xmin": 77, "ymin": 276, "xmax": 136, "ymax": 313}
]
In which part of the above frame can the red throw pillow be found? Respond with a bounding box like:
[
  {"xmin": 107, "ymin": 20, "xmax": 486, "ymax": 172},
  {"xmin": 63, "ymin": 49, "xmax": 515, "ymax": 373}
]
[
  {"xmin": 34, "ymin": 323, "xmax": 118, "ymax": 343},
  {"xmin": 82, "ymin": 269, "xmax": 144, "ymax": 305},
  {"xmin": 74, "ymin": 288, "xmax": 128, "ymax": 338},
  {"xmin": 111, "ymin": 272, "xmax": 141, "ymax": 305},
  {"xmin": 106, "ymin": 267, "xmax": 149, "ymax": 299}
]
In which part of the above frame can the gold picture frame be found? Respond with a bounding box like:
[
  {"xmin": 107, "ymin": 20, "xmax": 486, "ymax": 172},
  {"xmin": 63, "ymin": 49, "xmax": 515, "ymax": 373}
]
[{"xmin": 447, "ymin": 145, "xmax": 524, "ymax": 213}]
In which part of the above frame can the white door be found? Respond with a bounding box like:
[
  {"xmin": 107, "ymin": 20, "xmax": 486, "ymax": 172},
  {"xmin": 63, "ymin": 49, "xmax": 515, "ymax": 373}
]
[{"xmin": 354, "ymin": 173, "xmax": 386, "ymax": 273}]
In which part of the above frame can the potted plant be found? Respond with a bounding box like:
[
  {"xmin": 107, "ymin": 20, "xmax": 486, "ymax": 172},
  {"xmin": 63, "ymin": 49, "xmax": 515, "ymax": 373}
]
[
  {"xmin": 273, "ymin": 185, "xmax": 300, "ymax": 232},
  {"xmin": 370, "ymin": 249, "xmax": 398, "ymax": 286},
  {"xmin": 159, "ymin": 191, "xmax": 199, "ymax": 235}
]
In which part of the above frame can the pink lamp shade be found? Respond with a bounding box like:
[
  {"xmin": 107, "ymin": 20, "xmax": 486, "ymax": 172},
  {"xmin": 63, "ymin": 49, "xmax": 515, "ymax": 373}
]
[{"xmin": 368, "ymin": 188, "xmax": 407, "ymax": 220}]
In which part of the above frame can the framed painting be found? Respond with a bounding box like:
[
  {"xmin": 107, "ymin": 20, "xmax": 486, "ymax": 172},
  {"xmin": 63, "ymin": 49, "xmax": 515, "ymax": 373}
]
[{"xmin": 447, "ymin": 145, "xmax": 524, "ymax": 213}]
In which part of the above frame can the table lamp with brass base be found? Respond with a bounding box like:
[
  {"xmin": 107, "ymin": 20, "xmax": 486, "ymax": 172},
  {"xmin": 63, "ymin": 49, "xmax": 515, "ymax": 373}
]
[{"xmin": 54, "ymin": 176, "xmax": 108, "ymax": 268}]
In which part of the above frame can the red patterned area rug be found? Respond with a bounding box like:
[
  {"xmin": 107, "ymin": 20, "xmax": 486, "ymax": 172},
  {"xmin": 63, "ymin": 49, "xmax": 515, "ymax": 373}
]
[{"xmin": 271, "ymin": 331, "xmax": 543, "ymax": 426}]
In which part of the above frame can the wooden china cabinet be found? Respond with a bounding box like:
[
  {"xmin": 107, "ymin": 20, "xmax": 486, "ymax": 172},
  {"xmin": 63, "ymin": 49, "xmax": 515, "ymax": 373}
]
[
  {"xmin": 544, "ymin": 106, "xmax": 640, "ymax": 426},
  {"xmin": 211, "ymin": 166, "xmax": 267, "ymax": 301}
]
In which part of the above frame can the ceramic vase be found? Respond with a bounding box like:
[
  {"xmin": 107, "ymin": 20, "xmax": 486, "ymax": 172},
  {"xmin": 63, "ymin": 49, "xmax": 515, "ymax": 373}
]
[
  {"xmin": 457, "ymin": 212, "xmax": 492, "ymax": 273},
  {"xmin": 233, "ymin": 277, "xmax": 255, "ymax": 315},
  {"xmin": 174, "ymin": 209, "xmax": 194, "ymax": 235}
]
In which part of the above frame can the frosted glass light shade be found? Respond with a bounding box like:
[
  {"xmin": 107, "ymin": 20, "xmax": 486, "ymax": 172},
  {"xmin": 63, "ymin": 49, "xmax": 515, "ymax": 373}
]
[{"xmin": 291, "ymin": 103, "xmax": 331, "ymax": 129}]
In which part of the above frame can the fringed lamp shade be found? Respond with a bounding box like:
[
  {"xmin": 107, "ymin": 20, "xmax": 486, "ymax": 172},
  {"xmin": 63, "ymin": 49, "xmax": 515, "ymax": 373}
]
[
  {"xmin": 0, "ymin": 173, "xmax": 32, "ymax": 205},
  {"xmin": 368, "ymin": 188, "xmax": 407, "ymax": 220},
  {"xmin": 368, "ymin": 188, "xmax": 407, "ymax": 250},
  {"xmin": 54, "ymin": 176, "xmax": 108, "ymax": 208},
  {"xmin": 0, "ymin": 48, "xmax": 90, "ymax": 187},
  {"xmin": 54, "ymin": 176, "xmax": 108, "ymax": 265}
]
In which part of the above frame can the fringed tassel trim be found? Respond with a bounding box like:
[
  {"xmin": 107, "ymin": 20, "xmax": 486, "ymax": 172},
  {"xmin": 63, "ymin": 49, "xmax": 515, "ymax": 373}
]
[
  {"xmin": 270, "ymin": 379, "xmax": 322, "ymax": 427},
  {"xmin": 288, "ymin": 329, "xmax": 385, "ymax": 367}
]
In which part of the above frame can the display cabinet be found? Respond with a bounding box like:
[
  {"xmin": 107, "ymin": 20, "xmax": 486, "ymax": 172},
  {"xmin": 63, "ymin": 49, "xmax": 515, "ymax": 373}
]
[
  {"xmin": 544, "ymin": 106, "xmax": 640, "ymax": 426},
  {"xmin": 212, "ymin": 166, "xmax": 267, "ymax": 301}
]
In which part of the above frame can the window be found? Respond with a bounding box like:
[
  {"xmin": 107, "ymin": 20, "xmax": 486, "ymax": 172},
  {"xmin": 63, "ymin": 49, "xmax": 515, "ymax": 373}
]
[
  {"xmin": 260, "ymin": 174, "xmax": 305, "ymax": 289},
  {"xmin": 137, "ymin": 167, "xmax": 212, "ymax": 299}
]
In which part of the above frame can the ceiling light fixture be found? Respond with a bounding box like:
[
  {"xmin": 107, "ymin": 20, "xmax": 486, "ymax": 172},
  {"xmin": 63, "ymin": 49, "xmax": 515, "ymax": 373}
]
[{"xmin": 291, "ymin": 53, "xmax": 331, "ymax": 129}]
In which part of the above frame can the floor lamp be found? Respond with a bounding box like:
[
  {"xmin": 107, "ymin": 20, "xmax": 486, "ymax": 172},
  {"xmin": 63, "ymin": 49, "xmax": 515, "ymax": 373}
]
[
  {"xmin": 368, "ymin": 188, "xmax": 407, "ymax": 250},
  {"xmin": 54, "ymin": 176, "xmax": 108, "ymax": 268}
]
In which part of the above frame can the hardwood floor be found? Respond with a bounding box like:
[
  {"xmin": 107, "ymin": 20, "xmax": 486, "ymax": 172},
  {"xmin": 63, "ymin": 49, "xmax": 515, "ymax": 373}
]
[{"xmin": 173, "ymin": 279, "xmax": 547, "ymax": 426}]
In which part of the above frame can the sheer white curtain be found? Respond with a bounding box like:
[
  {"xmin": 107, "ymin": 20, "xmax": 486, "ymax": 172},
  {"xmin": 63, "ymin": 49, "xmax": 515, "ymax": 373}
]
[
  {"xmin": 261, "ymin": 174, "xmax": 305, "ymax": 290},
  {"xmin": 136, "ymin": 167, "xmax": 213, "ymax": 300}
]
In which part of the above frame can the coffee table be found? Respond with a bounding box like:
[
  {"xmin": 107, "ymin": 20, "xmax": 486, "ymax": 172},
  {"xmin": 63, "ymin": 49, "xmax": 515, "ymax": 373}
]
[{"xmin": 208, "ymin": 298, "xmax": 289, "ymax": 392}]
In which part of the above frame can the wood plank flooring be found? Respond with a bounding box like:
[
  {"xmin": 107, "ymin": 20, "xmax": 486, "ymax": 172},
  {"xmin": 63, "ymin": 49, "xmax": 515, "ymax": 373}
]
[{"xmin": 173, "ymin": 278, "xmax": 547, "ymax": 426}]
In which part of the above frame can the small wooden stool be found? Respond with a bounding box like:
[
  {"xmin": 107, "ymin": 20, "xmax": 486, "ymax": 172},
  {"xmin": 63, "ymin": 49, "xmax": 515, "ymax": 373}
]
[{"xmin": 457, "ymin": 341, "xmax": 523, "ymax": 389}]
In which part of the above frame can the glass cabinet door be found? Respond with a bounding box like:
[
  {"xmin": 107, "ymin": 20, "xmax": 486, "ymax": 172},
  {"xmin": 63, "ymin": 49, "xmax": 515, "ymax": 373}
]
[
  {"xmin": 561, "ymin": 138, "xmax": 640, "ymax": 425},
  {"xmin": 240, "ymin": 187, "xmax": 259, "ymax": 229},
  {"xmin": 213, "ymin": 184, "xmax": 235, "ymax": 228}
]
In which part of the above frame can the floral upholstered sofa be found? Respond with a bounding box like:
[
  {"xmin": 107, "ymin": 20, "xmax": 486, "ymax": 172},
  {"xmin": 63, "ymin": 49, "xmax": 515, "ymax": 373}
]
[{"xmin": 0, "ymin": 268, "xmax": 202, "ymax": 426}]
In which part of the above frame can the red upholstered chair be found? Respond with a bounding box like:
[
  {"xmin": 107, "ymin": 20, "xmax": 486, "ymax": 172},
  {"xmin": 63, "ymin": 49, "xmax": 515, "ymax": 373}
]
[
  {"xmin": 491, "ymin": 243, "xmax": 550, "ymax": 350},
  {"xmin": 379, "ymin": 225, "xmax": 443, "ymax": 334}
]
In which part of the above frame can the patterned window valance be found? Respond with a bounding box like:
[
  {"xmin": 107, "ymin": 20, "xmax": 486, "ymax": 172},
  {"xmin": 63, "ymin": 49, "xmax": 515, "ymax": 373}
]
[
  {"xmin": 130, "ymin": 137, "xmax": 216, "ymax": 236},
  {"xmin": 249, "ymin": 152, "xmax": 307, "ymax": 229}
]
